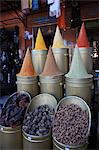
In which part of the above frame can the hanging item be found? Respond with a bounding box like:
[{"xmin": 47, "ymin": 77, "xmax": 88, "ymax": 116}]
[
  {"xmin": 49, "ymin": 0, "xmax": 61, "ymax": 18},
  {"xmin": 57, "ymin": 5, "xmax": 66, "ymax": 30},
  {"xmin": 21, "ymin": 0, "xmax": 30, "ymax": 14},
  {"xmin": 47, "ymin": 0, "xmax": 54, "ymax": 5},
  {"xmin": 30, "ymin": 0, "xmax": 39, "ymax": 10}
]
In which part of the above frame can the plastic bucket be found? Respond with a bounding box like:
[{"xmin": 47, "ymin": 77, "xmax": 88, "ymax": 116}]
[
  {"xmin": 53, "ymin": 96, "xmax": 91, "ymax": 150},
  {"xmin": 65, "ymin": 77, "xmax": 93, "ymax": 105},
  {"xmin": 0, "ymin": 91, "xmax": 31, "ymax": 150},
  {"xmin": 16, "ymin": 76, "xmax": 39, "ymax": 98},
  {"xmin": 52, "ymin": 48, "xmax": 69, "ymax": 74},
  {"xmin": 39, "ymin": 75, "xmax": 64, "ymax": 101},
  {"xmin": 32, "ymin": 50, "xmax": 47, "ymax": 74},
  {"xmin": 22, "ymin": 93, "xmax": 57, "ymax": 150}
]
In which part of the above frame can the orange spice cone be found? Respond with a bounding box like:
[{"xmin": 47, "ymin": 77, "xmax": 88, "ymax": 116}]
[
  {"xmin": 41, "ymin": 47, "xmax": 62, "ymax": 76},
  {"xmin": 18, "ymin": 48, "xmax": 36, "ymax": 76},
  {"xmin": 34, "ymin": 28, "xmax": 47, "ymax": 50},
  {"xmin": 77, "ymin": 22, "xmax": 90, "ymax": 48}
]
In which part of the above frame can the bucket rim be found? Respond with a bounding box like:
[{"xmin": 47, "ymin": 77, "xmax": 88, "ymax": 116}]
[
  {"xmin": 65, "ymin": 74, "xmax": 93, "ymax": 79},
  {"xmin": 32, "ymin": 49, "xmax": 48, "ymax": 53},
  {"xmin": 16, "ymin": 75, "xmax": 38, "ymax": 78},
  {"xmin": 22, "ymin": 128, "xmax": 51, "ymax": 140},
  {"xmin": 0, "ymin": 124, "xmax": 21, "ymax": 133},
  {"xmin": 39, "ymin": 73, "xmax": 64, "ymax": 78},
  {"xmin": 53, "ymin": 136, "xmax": 88, "ymax": 149}
]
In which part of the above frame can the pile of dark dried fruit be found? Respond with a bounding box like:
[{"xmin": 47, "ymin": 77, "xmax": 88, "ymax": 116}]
[
  {"xmin": 0, "ymin": 93, "xmax": 30, "ymax": 127},
  {"xmin": 23, "ymin": 105, "xmax": 54, "ymax": 136},
  {"xmin": 52, "ymin": 104, "xmax": 89, "ymax": 145}
]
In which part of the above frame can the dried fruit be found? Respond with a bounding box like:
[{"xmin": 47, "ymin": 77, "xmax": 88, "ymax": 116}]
[
  {"xmin": 23, "ymin": 105, "xmax": 54, "ymax": 136},
  {"xmin": 0, "ymin": 93, "xmax": 30, "ymax": 127},
  {"xmin": 52, "ymin": 104, "xmax": 89, "ymax": 145}
]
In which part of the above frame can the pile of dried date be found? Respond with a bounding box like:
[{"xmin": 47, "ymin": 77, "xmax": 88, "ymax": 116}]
[
  {"xmin": 0, "ymin": 93, "xmax": 30, "ymax": 127},
  {"xmin": 23, "ymin": 105, "xmax": 54, "ymax": 136},
  {"xmin": 52, "ymin": 104, "xmax": 89, "ymax": 145}
]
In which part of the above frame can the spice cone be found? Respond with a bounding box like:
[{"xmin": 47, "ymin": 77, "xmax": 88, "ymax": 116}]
[
  {"xmin": 41, "ymin": 47, "xmax": 62, "ymax": 76},
  {"xmin": 34, "ymin": 28, "xmax": 47, "ymax": 50},
  {"xmin": 52, "ymin": 26, "xmax": 65, "ymax": 48},
  {"xmin": 65, "ymin": 45, "xmax": 92, "ymax": 78},
  {"xmin": 77, "ymin": 22, "xmax": 90, "ymax": 48},
  {"xmin": 17, "ymin": 48, "xmax": 36, "ymax": 76}
]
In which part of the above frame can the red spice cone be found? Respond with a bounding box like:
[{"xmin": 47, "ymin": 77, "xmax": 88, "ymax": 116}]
[{"xmin": 77, "ymin": 22, "xmax": 90, "ymax": 48}]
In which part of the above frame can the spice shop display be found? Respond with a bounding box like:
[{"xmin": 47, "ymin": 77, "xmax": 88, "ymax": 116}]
[
  {"xmin": 52, "ymin": 96, "xmax": 91, "ymax": 150},
  {"xmin": 52, "ymin": 26, "xmax": 69, "ymax": 74},
  {"xmin": 32, "ymin": 28, "xmax": 48, "ymax": 74},
  {"xmin": 23, "ymin": 105, "xmax": 54, "ymax": 136},
  {"xmin": 65, "ymin": 45, "xmax": 93, "ymax": 105},
  {"xmin": 0, "ymin": 91, "xmax": 31, "ymax": 150},
  {"xmin": 77, "ymin": 22, "xmax": 93, "ymax": 73},
  {"xmin": 22, "ymin": 93, "xmax": 57, "ymax": 150},
  {"xmin": 39, "ymin": 47, "xmax": 64, "ymax": 101},
  {"xmin": 16, "ymin": 48, "xmax": 39, "ymax": 97}
]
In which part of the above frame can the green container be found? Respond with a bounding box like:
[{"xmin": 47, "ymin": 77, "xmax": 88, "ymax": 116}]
[
  {"xmin": 23, "ymin": 93, "xmax": 57, "ymax": 150},
  {"xmin": 0, "ymin": 91, "xmax": 31, "ymax": 150},
  {"xmin": 52, "ymin": 96, "xmax": 91, "ymax": 150}
]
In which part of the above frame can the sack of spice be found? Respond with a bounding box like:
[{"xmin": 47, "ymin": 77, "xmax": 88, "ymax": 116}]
[
  {"xmin": 0, "ymin": 91, "xmax": 31, "ymax": 128},
  {"xmin": 52, "ymin": 96, "xmax": 91, "ymax": 146}
]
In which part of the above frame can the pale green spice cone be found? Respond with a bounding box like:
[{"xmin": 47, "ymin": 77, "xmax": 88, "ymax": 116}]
[{"xmin": 65, "ymin": 45, "xmax": 93, "ymax": 79}]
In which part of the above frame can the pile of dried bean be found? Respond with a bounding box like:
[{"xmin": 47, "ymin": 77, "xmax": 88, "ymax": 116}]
[
  {"xmin": 52, "ymin": 104, "xmax": 89, "ymax": 145},
  {"xmin": 0, "ymin": 93, "xmax": 30, "ymax": 127},
  {"xmin": 23, "ymin": 105, "xmax": 54, "ymax": 136}
]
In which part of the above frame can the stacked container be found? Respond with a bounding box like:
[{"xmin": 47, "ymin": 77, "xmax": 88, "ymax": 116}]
[
  {"xmin": 77, "ymin": 22, "xmax": 93, "ymax": 74},
  {"xmin": 65, "ymin": 45, "xmax": 93, "ymax": 105},
  {"xmin": 32, "ymin": 28, "xmax": 48, "ymax": 74},
  {"xmin": 39, "ymin": 47, "xmax": 64, "ymax": 101},
  {"xmin": 52, "ymin": 26, "xmax": 69, "ymax": 74},
  {"xmin": 16, "ymin": 48, "xmax": 39, "ymax": 97},
  {"xmin": 0, "ymin": 91, "xmax": 31, "ymax": 150},
  {"xmin": 52, "ymin": 96, "xmax": 91, "ymax": 150},
  {"xmin": 22, "ymin": 93, "xmax": 57, "ymax": 150}
]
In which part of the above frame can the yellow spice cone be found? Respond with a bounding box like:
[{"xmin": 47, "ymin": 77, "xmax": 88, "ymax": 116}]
[
  {"xmin": 17, "ymin": 48, "xmax": 36, "ymax": 76},
  {"xmin": 52, "ymin": 26, "xmax": 65, "ymax": 48},
  {"xmin": 34, "ymin": 28, "xmax": 47, "ymax": 50}
]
